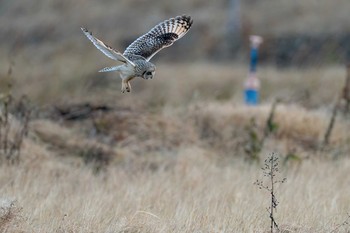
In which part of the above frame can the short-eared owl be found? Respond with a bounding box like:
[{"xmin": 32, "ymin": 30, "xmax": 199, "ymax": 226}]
[{"xmin": 81, "ymin": 15, "xmax": 193, "ymax": 93}]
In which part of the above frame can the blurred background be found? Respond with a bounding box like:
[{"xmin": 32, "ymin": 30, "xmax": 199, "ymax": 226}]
[
  {"xmin": 1, "ymin": 1, "xmax": 350, "ymax": 231},
  {"xmin": 1, "ymin": 0, "xmax": 350, "ymax": 158},
  {"xmin": 1, "ymin": 0, "xmax": 350, "ymax": 106}
]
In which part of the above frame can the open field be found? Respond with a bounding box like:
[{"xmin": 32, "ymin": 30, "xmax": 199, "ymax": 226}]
[
  {"xmin": 1, "ymin": 149, "xmax": 350, "ymax": 232},
  {"xmin": 1, "ymin": 0, "xmax": 350, "ymax": 232},
  {"xmin": 1, "ymin": 63, "xmax": 350, "ymax": 232}
]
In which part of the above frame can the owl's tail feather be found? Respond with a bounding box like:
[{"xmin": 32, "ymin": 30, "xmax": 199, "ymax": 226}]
[{"xmin": 98, "ymin": 66, "xmax": 121, "ymax": 72}]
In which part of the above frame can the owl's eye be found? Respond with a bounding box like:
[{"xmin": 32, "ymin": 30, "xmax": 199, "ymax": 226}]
[{"xmin": 146, "ymin": 71, "xmax": 152, "ymax": 76}]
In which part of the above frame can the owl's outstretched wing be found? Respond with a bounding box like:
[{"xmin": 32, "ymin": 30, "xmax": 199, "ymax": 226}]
[
  {"xmin": 123, "ymin": 15, "xmax": 193, "ymax": 61},
  {"xmin": 81, "ymin": 27, "xmax": 135, "ymax": 67}
]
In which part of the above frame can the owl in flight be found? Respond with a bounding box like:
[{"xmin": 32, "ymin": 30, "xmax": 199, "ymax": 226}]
[{"xmin": 81, "ymin": 15, "xmax": 193, "ymax": 93}]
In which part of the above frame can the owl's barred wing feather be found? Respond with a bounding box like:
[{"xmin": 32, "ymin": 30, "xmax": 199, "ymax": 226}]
[
  {"xmin": 81, "ymin": 27, "xmax": 135, "ymax": 67},
  {"xmin": 123, "ymin": 15, "xmax": 193, "ymax": 61}
]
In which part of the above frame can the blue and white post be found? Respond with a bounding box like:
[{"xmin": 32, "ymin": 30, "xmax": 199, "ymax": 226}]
[{"xmin": 244, "ymin": 35, "xmax": 263, "ymax": 105}]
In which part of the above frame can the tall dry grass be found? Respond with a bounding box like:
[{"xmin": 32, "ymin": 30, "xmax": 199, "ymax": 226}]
[
  {"xmin": 1, "ymin": 146, "xmax": 350, "ymax": 232},
  {"xmin": 1, "ymin": 1, "xmax": 350, "ymax": 232},
  {"xmin": 0, "ymin": 87, "xmax": 349, "ymax": 232}
]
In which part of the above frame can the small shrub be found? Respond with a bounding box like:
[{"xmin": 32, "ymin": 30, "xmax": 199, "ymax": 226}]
[
  {"xmin": 254, "ymin": 153, "xmax": 286, "ymax": 233},
  {"xmin": 0, "ymin": 198, "xmax": 21, "ymax": 231},
  {"xmin": 330, "ymin": 213, "xmax": 350, "ymax": 233},
  {"xmin": 0, "ymin": 93, "xmax": 30, "ymax": 164},
  {"xmin": 243, "ymin": 117, "xmax": 262, "ymax": 161},
  {"xmin": 78, "ymin": 145, "xmax": 111, "ymax": 173},
  {"xmin": 244, "ymin": 100, "xmax": 279, "ymax": 162}
]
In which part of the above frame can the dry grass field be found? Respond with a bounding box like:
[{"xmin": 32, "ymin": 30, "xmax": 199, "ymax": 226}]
[
  {"xmin": 1, "ymin": 0, "xmax": 350, "ymax": 232},
  {"xmin": 1, "ymin": 149, "xmax": 350, "ymax": 232},
  {"xmin": 1, "ymin": 64, "xmax": 350, "ymax": 232}
]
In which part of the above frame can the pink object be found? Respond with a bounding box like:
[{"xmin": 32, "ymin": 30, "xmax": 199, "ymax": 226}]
[
  {"xmin": 245, "ymin": 72, "xmax": 260, "ymax": 90},
  {"xmin": 249, "ymin": 35, "xmax": 263, "ymax": 48}
]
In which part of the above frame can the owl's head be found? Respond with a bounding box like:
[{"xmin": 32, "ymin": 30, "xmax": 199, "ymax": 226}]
[{"xmin": 142, "ymin": 65, "xmax": 156, "ymax": 79}]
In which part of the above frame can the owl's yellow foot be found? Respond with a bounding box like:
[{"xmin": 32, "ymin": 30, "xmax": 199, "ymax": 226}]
[{"xmin": 121, "ymin": 81, "xmax": 131, "ymax": 93}]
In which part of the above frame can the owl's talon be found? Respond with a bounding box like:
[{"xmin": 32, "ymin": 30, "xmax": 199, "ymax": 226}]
[{"xmin": 121, "ymin": 85, "xmax": 130, "ymax": 93}]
